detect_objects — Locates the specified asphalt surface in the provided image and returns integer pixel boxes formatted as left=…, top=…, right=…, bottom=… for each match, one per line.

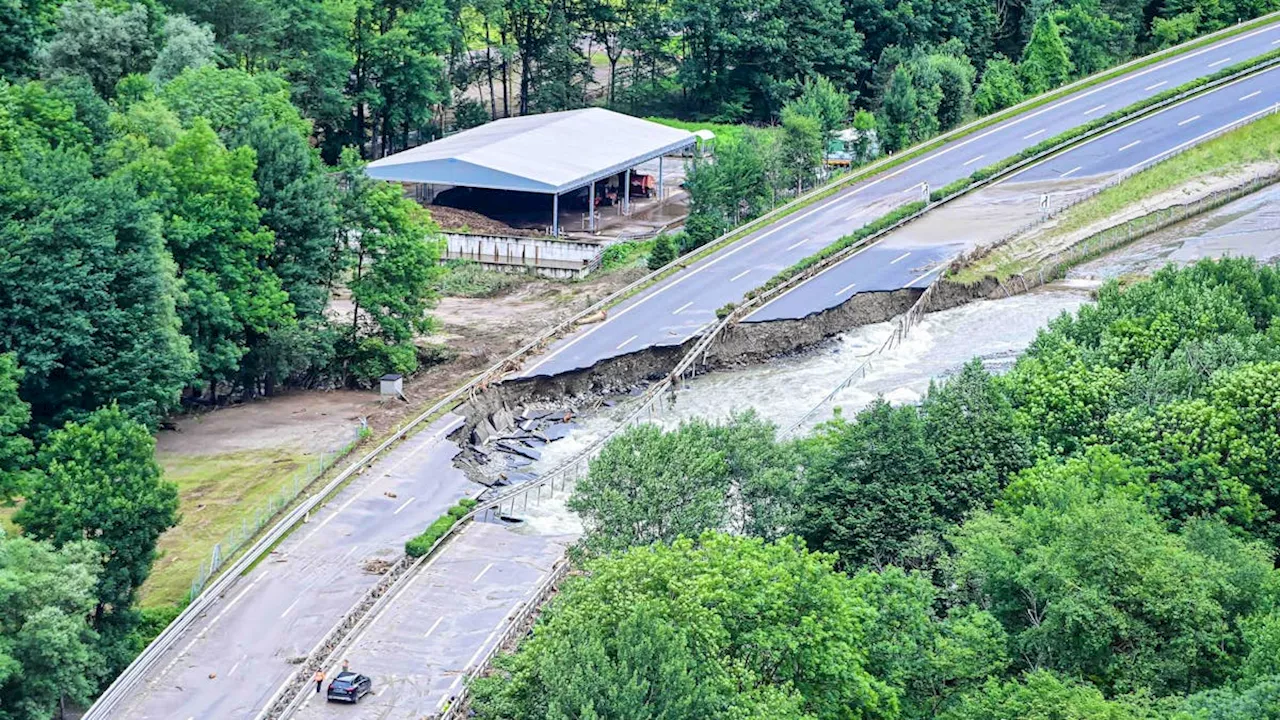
left=291, top=524, right=573, bottom=720
left=118, top=414, right=477, bottom=720
left=749, top=65, right=1280, bottom=321
left=516, top=21, right=1280, bottom=377
left=121, top=26, right=1280, bottom=720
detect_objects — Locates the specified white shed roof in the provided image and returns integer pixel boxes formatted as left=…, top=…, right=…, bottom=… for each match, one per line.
left=365, top=108, right=696, bottom=194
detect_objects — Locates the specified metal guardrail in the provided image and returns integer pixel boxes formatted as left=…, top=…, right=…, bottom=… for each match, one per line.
left=436, top=558, right=571, bottom=720
left=662, top=62, right=1280, bottom=397
left=261, top=54, right=1280, bottom=720
left=783, top=101, right=1280, bottom=436
left=86, top=25, right=1280, bottom=720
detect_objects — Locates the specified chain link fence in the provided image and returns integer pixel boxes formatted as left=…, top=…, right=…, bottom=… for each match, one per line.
left=188, top=426, right=366, bottom=600
left=1032, top=170, right=1280, bottom=287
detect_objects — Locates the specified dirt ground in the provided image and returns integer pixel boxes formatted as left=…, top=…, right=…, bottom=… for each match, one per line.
left=378, top=269, right=644, bottom=431
left=956, top=162, right=1280, bottom=281
left=157, top=391, right=375, bottom=457
left=162, top=266, right=646, bottom=462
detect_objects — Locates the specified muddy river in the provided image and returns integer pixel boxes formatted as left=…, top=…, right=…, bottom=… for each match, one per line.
left=510, top=181, right=1280, bottom=535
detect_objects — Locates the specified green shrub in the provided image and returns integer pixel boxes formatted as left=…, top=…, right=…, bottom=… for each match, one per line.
left=931, top=177, right=972, bottom=202
left=134, top=602, right=186, bottom=649
left=439, top=259, right=525, bottom=297
left=404, top=498, right=480, bottom=558
left=600, top=239, right=653, bottom=271
left=648, top=234, right=677, bottom=270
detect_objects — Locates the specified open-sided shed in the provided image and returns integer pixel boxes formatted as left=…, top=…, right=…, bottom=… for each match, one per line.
left=365, top=108, right=697, bottom=235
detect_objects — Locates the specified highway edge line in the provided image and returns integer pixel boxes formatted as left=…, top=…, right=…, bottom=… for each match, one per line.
left=81, top=14, right=1280, bottom=719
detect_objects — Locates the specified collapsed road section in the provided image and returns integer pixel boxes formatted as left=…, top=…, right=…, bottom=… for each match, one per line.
left=516, top=19, right=1280, bottom=380
left=251, top=63, right=1280, bottom=720
left=98, top=25, right=1280, bottom=720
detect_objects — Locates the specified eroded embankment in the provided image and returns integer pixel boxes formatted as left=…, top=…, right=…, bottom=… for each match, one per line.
left=939, top=169, right=1280, bottom=309
left=455, top=284, right=995, bottom=448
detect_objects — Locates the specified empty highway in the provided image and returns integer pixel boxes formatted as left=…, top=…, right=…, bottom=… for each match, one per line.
left=517, top=21, right=1280, bottom=378
left=116, top=24, right=1280, bottom=720
left=117, top=414, right=476, bottom=719
left=748, top=65, right=1280, bottom=321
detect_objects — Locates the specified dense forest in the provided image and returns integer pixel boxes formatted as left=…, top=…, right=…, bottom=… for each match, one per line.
left=474, top=259, right=1280, bottom=719
left=0, top=0, right=1276, bottom=714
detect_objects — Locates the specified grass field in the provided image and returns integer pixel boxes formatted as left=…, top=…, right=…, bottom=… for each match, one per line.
left=645, top=117, right=762, bottom=146
left=951, top=110, right=1280, bottom=283
left=139, top=447, right=309, bottom=608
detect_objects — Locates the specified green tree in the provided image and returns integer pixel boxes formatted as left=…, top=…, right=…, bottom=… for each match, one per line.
left=674, top=0, right=865, bottom=119
left=1019, top=15, right=1073, bottom=95
left=366, top=4, right=450, bottom=155
left=950, top=452, right=1276, bottom=695
left=880, top=65, right=920, bottom=153
left=921, top=359, right=1030, bottom=522
left=16, top=405, right=180, bottom=679
left=149, top=15, right=218, bottom=85
left=851, top=109, right=878, bottom=163
left=791, top=74, right=851, bottom=146
left=853, top=566, right=1008, bottom=717
left=41, top=0, right=157, bottom=97
left=648, top=232, right=676, bottom=269
left=0, top=139, right=195, bottom=430
left=472, top=533, right=893, bottom=720
left=941, top=670, right=1153, bottom=720
left=1054, top=1, right=1126, bottom=77
left=919, top=52, right=975, bottom=131
left=1152, top=10, right=1202, bottom=48
left=0, top=355, right=31, bottom=500
left=1107, top=398, right=1268, bottom=534
left=229, top=116, right=339, bottom=393
left=160, top=119, right=294, bottom=393
left=335, top=149, right=442, bottom=380
left=0, top=533, right=103, bottom=720
left=779, top=103, right=823, bottom=193
left=1207, top=360, right=1280, bottom=521
left=524, top=0, right=591, bottom=113
left=800, top=399, right=942, bottom=569
left=570, top=412, right=801, bottom=554
left=1177, top=675, right=1280, bottom=719
left=452, top=97, right=490, bottom=130
left=973, top=55, right=1024, bottom=115
left=0, top=0, right=60, bottom=80
left=682, top=130, right=773, bottom=244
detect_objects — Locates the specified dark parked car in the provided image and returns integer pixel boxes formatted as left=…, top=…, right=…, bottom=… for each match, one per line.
left=326, top=672, right=373, bottom=703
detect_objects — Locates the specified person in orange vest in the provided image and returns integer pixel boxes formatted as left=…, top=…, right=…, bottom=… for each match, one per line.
left=314, top=669, right=325, bottom=693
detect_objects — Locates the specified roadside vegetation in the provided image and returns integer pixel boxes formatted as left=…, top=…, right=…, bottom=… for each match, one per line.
left=476, top=258, right=1280, bottom=719
left=954, top=109, right=1280, bottom=283
left=0, top=0, right=1276, bottom=713
left=404, top=498, right=479, bottom=557
left=439, top=260, right=528, bottom=298
left=139, top=448, right=308, bottom=608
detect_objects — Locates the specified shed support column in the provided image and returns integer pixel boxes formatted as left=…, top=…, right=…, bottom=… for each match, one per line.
left=552, top=193, right=559, bottom=236
left=624, top=168, right=631, bottom=215
left=588, top=182, right=596, bottom=232
left=658, top=156, right=664, bottom=204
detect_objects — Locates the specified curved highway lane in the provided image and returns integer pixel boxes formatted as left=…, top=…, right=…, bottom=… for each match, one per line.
left=516, top=22, right=1280, bottom=378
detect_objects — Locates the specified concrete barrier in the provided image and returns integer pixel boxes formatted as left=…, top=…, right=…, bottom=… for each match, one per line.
left=443, top=232, right=604, bottom=279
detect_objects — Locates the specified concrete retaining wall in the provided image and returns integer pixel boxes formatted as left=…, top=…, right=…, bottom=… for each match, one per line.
left=443, top=232, right=604, bottom=279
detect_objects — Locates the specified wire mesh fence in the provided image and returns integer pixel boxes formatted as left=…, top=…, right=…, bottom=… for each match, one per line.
left=188, top=427, right=366, bottom=600
left=1036, top=170, right=1280, bottom=284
